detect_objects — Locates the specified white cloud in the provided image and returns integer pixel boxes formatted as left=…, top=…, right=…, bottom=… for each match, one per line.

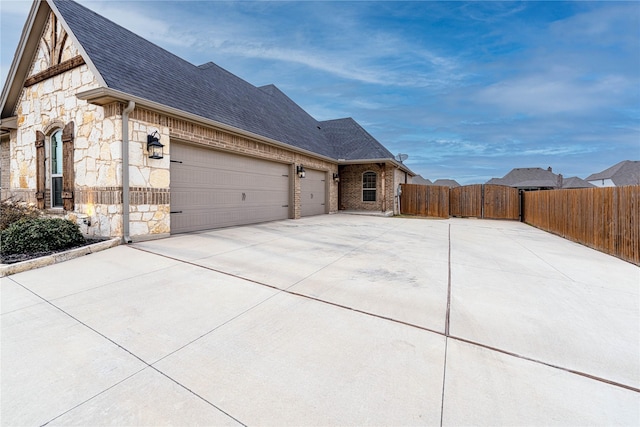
left=476, top=71, right=635, bottom=116
left=77, top=0, right=197, bottom=48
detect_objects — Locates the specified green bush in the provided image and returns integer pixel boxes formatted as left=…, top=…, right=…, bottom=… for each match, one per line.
left=0, top=199, right=40, bottom=231
left=0, top=217, right=86, bottom=255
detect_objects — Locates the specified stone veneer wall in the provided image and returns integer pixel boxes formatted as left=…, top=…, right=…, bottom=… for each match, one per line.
left=1, top=136, right=10, bottom=200
left=9, top=61, right=105, bottom=229
left=6, top=16, right=130, bottom=236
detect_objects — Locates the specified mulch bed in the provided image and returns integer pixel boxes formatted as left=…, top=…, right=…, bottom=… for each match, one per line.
left=0, top=239, right=104, bottom=265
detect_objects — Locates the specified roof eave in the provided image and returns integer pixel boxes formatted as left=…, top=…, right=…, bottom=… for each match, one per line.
left=0, top=116, right=18, bottom=131
left=76, top=87, right=337, bottom=164
left=338, top=157, right=416, bottom=175
left=1, top=0, right=48, bottom=119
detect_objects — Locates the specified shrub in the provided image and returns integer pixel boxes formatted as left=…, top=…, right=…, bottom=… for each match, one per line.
left=0, top=217, right=86, bottom=256
left=0, top=198, right=40, bottom=231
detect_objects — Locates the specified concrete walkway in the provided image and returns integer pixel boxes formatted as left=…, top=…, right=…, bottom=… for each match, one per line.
left=1, top=215, right=638, bottom=426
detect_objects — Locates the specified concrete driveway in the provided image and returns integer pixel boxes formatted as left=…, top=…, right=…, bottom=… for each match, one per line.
left=1, top=214, right=638, bottom=426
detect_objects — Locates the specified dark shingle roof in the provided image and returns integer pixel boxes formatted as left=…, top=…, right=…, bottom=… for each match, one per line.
left=412, top=175, right=432, bottom=185
left=586, top=161, right=640, bottom=186
left=319, top=118, right=395, bottom=160
left=561, top=176, right=595, bottom=189
left=432, top=179, right=460, bottom=188
left=487, top=167, right=559, bottom=189
left=50, top=0, right=393, bottom=162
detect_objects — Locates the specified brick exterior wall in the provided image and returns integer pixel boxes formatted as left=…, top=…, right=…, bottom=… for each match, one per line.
left=339, top=163, right=410, bottom=214
left=128, top=106, right=340, bottom=219
left=339, top=163, right=385, bottom=211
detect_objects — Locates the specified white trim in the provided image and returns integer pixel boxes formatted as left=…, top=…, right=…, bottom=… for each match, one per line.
left=362, top=170, right=377, bottom=202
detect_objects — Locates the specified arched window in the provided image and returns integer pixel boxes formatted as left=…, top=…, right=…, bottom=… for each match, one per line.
left=50, top=129, right=64, bottom=207
left=362, top=171, right=377, bottom=202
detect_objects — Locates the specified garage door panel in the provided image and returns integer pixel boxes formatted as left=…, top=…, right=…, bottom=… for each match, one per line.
left=172, top=187, right=289, bottom=205
left=171, top=143, right=290, bottom=233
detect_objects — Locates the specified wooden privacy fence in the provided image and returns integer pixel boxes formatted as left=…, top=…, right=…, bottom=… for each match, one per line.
left=403, top=184, right=520, bottom=220
left=450, top=184, right=482, bottom=217
left=484, top=185, right=520, bottom=220
left=400, top=183, right=638, bottom=265
left=523, top=186, right=639, bottom=265
left=399, top=184, right=449, bottom=218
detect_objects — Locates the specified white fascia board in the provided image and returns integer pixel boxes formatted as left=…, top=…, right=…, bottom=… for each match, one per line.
left=338, top=158, right=416, bottom=175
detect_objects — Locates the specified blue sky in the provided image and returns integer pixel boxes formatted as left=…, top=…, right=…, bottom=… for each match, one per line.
left=1, top=1, right=639, bottom=183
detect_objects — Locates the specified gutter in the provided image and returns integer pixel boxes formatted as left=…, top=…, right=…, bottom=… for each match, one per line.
left=122, top=100, right=135, bottom=244
left=76, top=88, right=416, bottom=176
left=338, top=157, right=416, bottom=176
left=76, top=87, right=337, bottom=164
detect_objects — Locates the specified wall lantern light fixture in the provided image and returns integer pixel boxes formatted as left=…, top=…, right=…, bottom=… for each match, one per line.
left=297, top=165, right=306, bottom=178
left=147, top=131, right=164, bottom=159
left=333, top=173, right=340, bottom=183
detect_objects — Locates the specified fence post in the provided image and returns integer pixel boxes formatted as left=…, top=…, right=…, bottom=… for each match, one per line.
left=519, top=189, right=524, bottom=222
left=481, top=184, right=485, bottom=219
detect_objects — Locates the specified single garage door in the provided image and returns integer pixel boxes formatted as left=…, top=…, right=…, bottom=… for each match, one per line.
left=301, top=168, right=326, bottom=217
left=171, top=143, right=290, bottom=233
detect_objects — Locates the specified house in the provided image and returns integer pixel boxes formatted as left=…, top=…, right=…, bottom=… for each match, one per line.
left=412, top=175, right=433, bottom=185
left=487, top=167, right=559, bottom=190
left=586, top=160, right=640, bottom=187
left=560, top=176, right=595, bottom=189
left=431, top=179, right=461, bottom=188
left=0, top=0, right=414, bottom=241
left=487, top=167, right=594, bottom=190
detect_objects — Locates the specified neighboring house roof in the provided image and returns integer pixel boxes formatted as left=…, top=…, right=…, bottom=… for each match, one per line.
left=432, top=179, right=461, bottom=188
left=412, top=175, right=433, bottom=185
left=586, top=160, right=640, bottom=186
left=0, top=0, right=411, bottom=171
left=561, top=176, right=595, bottom=189
left=487, top=167, right=559, bottom=189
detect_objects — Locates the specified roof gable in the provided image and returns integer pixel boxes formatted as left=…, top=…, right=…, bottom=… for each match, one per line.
left=1, top=0, right=105, bottom=121
left=319, top=118, right=395, bottom=160
left=2, top=0, right=52, bottom=118
left=587, top=160, right=640, bottom=185
left=488, top=167, right=559, bottom=188
left=432, top=179, right=460, bottom=188
left=561, top=176, right=595, bottom=189
left=412, top=175, right=433, bottom=185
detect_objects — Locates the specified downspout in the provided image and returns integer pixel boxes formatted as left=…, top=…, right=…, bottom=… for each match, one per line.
left=122, top=100, right=135, bottom=243
left=381, top=165, right=386, bottom=213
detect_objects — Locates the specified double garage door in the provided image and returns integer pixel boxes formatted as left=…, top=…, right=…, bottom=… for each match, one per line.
left=170, top=143, right=326, bottom=234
